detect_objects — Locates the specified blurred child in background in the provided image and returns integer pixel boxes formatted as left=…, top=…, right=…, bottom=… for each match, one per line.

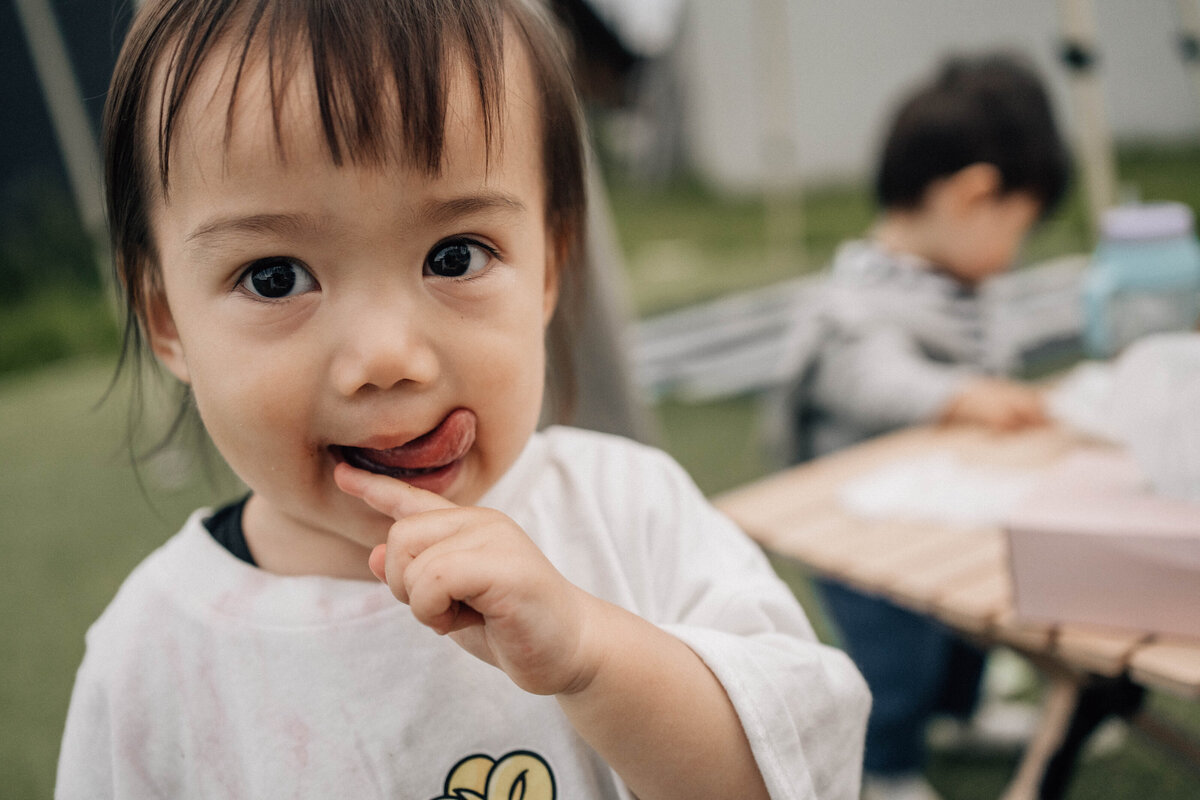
left=778, top=52, right=1070, bottom=800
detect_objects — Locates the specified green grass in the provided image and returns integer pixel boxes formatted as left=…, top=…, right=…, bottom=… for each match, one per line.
left=607, top=176, right=874, bottom=316
left=0, top=289, right=119, bottom=375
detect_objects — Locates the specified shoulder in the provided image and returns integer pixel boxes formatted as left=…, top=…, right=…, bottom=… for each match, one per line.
left=820, top=239, right=967, bottom=338
left=98, top=508, right=244, bottom=604
left=80, top=511, right=222, bottom=656
left=64, top=509, right=230, bottom=738
left=489, top=427, right=742, bottom=571
left=517, top=426, right=699, bottom=512
left=540, top=425, right=681, bottom=475
left=517, top=427, right=754, bottom=555
left=91, top=511, right=212, bottom=610
left=829, top=238, right=929, bottom=285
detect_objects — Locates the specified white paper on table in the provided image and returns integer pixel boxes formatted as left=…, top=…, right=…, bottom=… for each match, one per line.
left=1047, top=334, right=1200, bottom=502
left=1111, top=335, right=1200, bottom=503
left=1044, top=360, right=1122, bottom=444
left=837, top=452, right=1044, bottom=527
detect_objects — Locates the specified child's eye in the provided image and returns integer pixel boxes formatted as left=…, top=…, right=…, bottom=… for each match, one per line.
left=238, top=258, right=317, bottom=299
left=425, top=239, right=495, bottom=279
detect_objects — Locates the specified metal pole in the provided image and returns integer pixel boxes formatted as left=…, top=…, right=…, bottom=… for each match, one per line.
left=753, top=0, right=805, bottom=276
left=1175, top=0, right=1200, bottom=119
left=1057, top=0, right=1119, bottom=237
left=12, top=0, right=112, bottom=302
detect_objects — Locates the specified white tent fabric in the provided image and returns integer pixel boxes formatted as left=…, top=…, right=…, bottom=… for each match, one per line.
left=583, top=0, right=686, bottom=57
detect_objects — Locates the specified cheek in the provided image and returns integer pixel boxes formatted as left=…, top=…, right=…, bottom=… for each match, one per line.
left=183, top=338, right=317, bottom=457
left=470, top=323, right=546, bottom=404
left=460, top=315, right=547, bottom=434
left=993, top=229, right=1023, bottom=267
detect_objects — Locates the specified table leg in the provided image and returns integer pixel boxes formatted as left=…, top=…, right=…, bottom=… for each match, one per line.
left=1001, top=672, right=1081, bottom=800
left=1001, top=669, right=1145, bottom=800
left=1039, top=675, right=1144, bottom=798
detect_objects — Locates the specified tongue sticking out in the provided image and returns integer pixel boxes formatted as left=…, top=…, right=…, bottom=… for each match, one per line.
left=342, top=409, right=477, bottom=477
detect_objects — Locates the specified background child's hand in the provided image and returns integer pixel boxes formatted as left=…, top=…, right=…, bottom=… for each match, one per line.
left=939, top=377, right=1048, bottom=430
left=334, top=463, right=599, bottom=696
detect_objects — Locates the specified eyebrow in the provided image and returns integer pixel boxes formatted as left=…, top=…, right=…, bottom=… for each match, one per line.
left=186, top=212, right=324, bottom=245
left=420, top=192, right=528, bottom=225
left=184, top=191, right=528, bottom=248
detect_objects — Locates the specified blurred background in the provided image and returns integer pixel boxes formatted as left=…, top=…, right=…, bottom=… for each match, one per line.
left=4, top=0, right=1200, bottom=797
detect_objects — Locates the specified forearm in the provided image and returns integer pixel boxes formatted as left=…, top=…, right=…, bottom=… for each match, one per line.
left=814, top=329, right=974, bottom=430
left=557, top=598, right=769, bottom=800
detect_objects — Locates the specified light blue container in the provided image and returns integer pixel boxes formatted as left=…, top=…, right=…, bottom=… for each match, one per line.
left=1082, top=202, right=1200, bottom=358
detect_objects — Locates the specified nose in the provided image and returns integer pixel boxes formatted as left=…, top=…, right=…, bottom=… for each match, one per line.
left=329, top=294, right=440, bottom=396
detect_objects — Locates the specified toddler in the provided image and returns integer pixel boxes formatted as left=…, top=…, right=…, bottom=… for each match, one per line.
left=778, top=53, right=1070, bottom=800
left=56, top=2, right=868, bottom=799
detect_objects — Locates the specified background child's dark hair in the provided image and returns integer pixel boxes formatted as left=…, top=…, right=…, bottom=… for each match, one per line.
left=103, top=0, right=588, bottom=450
left=874, top=52, right=1070, bottom=216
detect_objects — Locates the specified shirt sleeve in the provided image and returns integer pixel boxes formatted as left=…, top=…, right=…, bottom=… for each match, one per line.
left=56, top=643, right=115, bottom=800
left=637, top=449, right=871, bottom=800
left=810, top=323, right=978, bottom=433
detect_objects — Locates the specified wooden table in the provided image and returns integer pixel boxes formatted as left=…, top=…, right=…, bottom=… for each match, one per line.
left=713, top=424, right=1200, bottom=800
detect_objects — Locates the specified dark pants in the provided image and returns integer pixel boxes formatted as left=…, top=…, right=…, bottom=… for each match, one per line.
left=818, top=578, right=986, bottom=775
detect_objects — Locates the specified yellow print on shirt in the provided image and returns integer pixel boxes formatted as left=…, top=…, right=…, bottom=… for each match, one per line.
left=433, top=750, right=556, bottom=800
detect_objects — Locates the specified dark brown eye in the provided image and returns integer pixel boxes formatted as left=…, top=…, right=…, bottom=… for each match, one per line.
left=426, top=239, right=493, bottom=278
left=240, top=258, right=316, bottom=298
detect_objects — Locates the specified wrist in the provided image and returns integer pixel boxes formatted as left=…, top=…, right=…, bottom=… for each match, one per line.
left=555, top=592, right=616, bottom=697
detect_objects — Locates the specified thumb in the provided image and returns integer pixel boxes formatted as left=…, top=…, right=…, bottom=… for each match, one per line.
left=333, top=461, right=459, bottom=521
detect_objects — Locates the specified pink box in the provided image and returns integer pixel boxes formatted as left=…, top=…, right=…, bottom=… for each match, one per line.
left=1004, top=449, right=1200, bottom=639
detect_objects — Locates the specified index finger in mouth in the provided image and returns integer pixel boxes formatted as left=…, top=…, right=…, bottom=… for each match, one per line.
left=334, top=461, right=459, bottom=520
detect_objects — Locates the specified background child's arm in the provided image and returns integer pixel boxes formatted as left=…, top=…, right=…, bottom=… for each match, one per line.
left=938, top=376, right=1048, bottom=430
left=812, top=325, right=981, bottom=431
left=813, top=323, right=1047, bottom=433
left=336, top=464, right=772, bottom=800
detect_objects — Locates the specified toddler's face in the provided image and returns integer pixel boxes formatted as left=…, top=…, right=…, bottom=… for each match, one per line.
left=942, top=191, right=1041, bottom=285
left=144, top=38, right=558, bottom=577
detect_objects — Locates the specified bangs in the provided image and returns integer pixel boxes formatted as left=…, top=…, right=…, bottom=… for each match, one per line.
left=105, top=0, right=587, bottom=390
left=148, top=0, right=507, bottom=187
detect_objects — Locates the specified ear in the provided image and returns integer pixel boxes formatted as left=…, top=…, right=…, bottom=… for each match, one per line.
left=144, top=287, right=191, bottom=385
left=542, top=231, right=564, bottom=326
left=945, top=162, right=1003, bottom=211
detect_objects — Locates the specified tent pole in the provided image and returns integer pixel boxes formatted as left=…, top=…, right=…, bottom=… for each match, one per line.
left=1057, top=0, right=1118, bottom=238
left=1175, top=0, right=1200, bottom=118
left=753, top=0, right=805, bottom=275
left=13, top=0, right=110, bottom=293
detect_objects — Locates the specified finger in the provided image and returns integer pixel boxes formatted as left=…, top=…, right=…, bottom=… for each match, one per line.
left=421, top=596, right=486, bottom=636
left=405, top=547, right=497, bottom=635
left=382, top=511, right=478, bottom=603
left=334, top=461, right=458, bottom=520
left=368, top=544, right=387, bottom=582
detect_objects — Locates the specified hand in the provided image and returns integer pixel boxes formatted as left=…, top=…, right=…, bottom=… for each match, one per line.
left=334, top=463, right=600, bottom=696
left=940, top=377, right=1048, bottom=430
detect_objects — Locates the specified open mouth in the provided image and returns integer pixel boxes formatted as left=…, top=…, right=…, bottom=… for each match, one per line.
left=332, top=408, right=477, bottom=482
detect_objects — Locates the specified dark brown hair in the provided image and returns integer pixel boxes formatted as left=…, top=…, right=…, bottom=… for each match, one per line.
left=875, top=52, right=1070, bottom=217
left=104, top=0, right=587, bottom=433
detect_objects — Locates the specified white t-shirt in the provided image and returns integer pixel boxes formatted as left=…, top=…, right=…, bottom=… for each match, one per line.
left=57, top=427, right=868, bottom=799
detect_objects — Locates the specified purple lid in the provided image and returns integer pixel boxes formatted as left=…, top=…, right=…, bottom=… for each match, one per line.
left=1101, top=202, right=1195, bottom=241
